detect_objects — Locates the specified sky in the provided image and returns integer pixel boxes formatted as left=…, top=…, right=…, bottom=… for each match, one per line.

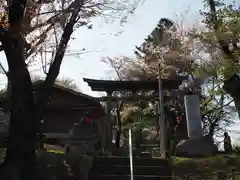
left=0, top=0, right=219, bottom=93
left=0, top=0, right=240, bottom=144
left=59, top=0, right=204, bottom=96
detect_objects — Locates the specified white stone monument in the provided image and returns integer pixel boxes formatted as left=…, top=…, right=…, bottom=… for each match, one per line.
left=184, top=94, right=202, bottom=139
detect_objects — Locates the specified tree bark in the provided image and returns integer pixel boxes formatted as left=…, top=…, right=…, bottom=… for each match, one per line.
left=0, top=20, right=38, bottom=180
left=208, top=123, right=216, bottom=140
left=0, top=1, right=39, bottom=179
left=0, top=73, right=37, bottom=180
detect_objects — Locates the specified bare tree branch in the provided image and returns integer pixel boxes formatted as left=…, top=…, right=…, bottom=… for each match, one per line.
left=36, top=0, right=85, bottom=111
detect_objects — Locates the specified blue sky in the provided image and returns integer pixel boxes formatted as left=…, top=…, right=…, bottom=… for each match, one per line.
left=0, top=0, right=239, bottom=143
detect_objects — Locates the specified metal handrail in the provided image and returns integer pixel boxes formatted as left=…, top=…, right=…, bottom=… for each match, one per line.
left=128, top=129, right=133, bottom=180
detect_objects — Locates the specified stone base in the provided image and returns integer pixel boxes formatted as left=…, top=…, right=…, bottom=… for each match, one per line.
left=175, top=136, right=218, bottom=158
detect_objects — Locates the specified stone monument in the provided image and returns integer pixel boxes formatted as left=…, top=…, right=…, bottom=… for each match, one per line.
left=184, top=95, right=202, bottom=138
left=175, top=94, right=218, bottom=157
left=65, top=117, right=96, bottom=155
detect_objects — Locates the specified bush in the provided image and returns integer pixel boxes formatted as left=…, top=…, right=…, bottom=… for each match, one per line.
left=0, top=148, right=5, bottom=160
left=233, top=145, right=240, bottom=154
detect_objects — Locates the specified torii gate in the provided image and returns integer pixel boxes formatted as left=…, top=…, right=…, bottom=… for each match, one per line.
left=83, top=76, right=187, bottom=158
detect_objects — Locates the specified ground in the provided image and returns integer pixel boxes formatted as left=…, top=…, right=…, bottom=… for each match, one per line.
left=173, top=154, right=240, bottom=179
left=0, top=147, right=91, bottom=180
left=0, top=148, right=240, bottom=179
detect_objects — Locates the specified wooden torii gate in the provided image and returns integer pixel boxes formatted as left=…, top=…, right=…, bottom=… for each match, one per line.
left=83, top=77, right=187, bottom=157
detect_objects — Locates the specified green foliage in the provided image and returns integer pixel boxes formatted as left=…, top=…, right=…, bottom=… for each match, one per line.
left=174, top=154, right=240, bottom=179
left=0, top=148, right=5, bottom=162
left=134, top=18, right=175, bottom=58
left=233, top=145, right=240, bottom=154
left=196, top=0, right=240, bottom=78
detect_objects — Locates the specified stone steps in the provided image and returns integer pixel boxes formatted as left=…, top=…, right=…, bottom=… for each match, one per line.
left=92, top=156, right=169, bottom=166
left=89, top=156, right=172, bottom=180
left=91, top=165, right=170, bottom=176
left=95, top=174, right=172, bottom=180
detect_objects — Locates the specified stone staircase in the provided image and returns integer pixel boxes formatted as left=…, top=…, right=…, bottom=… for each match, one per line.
left=89, top=156, right=172, bottom=180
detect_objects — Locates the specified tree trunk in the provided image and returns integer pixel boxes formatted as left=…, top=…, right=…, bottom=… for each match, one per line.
left=0, top=41, right=38, bottom=179
left=208, top=123, right=216, bottom=141
left=0, top=0, right=39, bottom=177
left=233, top=97, right=240, bottom=118
left=223, top=74, right=240, bottom=117
left=0, top=69, right=38, bottom=180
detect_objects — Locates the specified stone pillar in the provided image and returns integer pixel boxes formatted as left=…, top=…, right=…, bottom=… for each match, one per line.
left=100, top=118, right=105, bottom=154
left=106, top=91, right=113, bottom=153
left=184, top=94, right=202, bottom=139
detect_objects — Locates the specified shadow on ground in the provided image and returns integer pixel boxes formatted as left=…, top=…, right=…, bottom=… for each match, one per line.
left=0, top=148, right=92, bottom=180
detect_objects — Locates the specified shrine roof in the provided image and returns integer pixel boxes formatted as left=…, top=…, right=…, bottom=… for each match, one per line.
left=0, top=80, right=105, bottom=116
left=83, top=76, right=188, bottom=92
